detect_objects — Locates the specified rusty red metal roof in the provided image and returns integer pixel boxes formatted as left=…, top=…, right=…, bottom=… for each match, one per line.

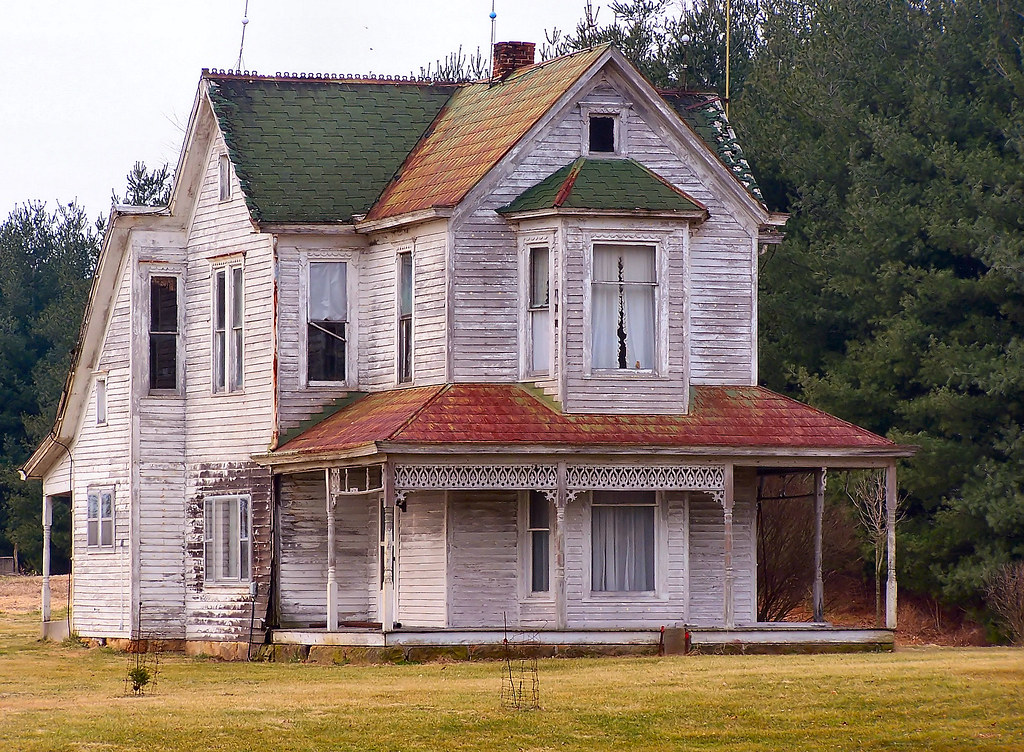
left=364, top=46, right=608, bottom=222
left=274, top=383, right=900, bottom=456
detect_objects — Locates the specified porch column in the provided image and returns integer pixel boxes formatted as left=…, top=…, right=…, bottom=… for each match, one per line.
left=325, top=469, right=338, bottom=632
left=381, top=462, right=396, bottom=633
left=812, top=468, right=825, bottom=623
left=885, top=463, right=898, bottom=629
left=41, top=495, right=52, bottom=623
left=554, top=461, right=568, bottom=630
left=723, top=464, right=735, bottom=629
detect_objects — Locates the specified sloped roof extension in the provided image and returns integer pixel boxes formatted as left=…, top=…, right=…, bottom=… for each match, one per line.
left=273, top=383, right=906, bottom=458
left=499, top=157, right=707, bottom=216
left=206, top=73, right=457, bottom=223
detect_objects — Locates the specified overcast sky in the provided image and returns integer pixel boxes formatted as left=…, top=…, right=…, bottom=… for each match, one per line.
left=1, top=1, right=598, bottom=223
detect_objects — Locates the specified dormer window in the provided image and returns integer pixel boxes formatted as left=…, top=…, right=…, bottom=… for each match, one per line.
left=589, top=116, right=616, bottom=153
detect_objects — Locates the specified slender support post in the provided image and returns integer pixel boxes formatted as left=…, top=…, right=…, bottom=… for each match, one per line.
left=812, top=468, right=826, bottom=623
left=325, top=469, right=338, bottom=632
left=885, top=463, right=898, bottom=630
left=554, top=461, right=568, bottom=631
left=381, top=462, right=396, bottom=633
left=41, top=495, right=52, bottom=624
left=723, top=464, right=735, bottom=629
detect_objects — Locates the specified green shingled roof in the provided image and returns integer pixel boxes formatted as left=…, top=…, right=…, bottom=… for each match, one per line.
left=206, top=76, right=457, bottom=223
left=662, top=92, right=763, bottom=200
left=499, top=158, right=706, bottom=215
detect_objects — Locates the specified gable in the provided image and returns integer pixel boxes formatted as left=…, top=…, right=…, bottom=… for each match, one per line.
left=206, top=73, right=456, bottom=224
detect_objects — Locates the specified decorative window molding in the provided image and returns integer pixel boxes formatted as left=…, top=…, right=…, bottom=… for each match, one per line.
left=395, top=463, right=558, bottom=491
left=581, top=104, right=631, bottom=157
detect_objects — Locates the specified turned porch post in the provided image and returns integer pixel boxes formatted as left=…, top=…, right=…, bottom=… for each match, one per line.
left=325, top=469, right=338, bottom=632
left=812, top=468, right=826, bottom=623
left=41, top=495, right=52, bottom=624
left=885, top=463, right=898, bottom=629
left=554, top=461, right=568, bottom=630
left=723, top=464, right=735, bottom=629
left=381, top=461, right=396, bottom=633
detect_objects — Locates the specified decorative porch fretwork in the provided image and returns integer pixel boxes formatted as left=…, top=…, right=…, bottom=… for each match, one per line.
left=565, top=464, right=726, bottom=493
left=394, top=463, right=558, bottom=491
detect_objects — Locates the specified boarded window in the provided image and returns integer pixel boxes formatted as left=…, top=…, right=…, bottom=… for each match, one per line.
left=591, top=491, right=655, bottom=592
left=307, top=261, right=347, bottom=382
left=204, top=495, right=251, bottom=583
left=528, top=246, right=551, bottom=374
left=397, top=252, right=413, bottom=383
left=87, top=488, right=114, bottom=547
left=592, top=244, right=656, bottom=370
left=149, top=276, right=178, bottom=391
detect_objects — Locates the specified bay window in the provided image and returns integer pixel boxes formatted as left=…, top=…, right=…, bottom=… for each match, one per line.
left=307, top=261, right=348, bottom=383
left=591, top=491, right=655, bottom=592
left=591, top=244, right=656, bottom=371
left=528, top=246, right=551, bottom=374
left=204, top=495, right=251, bottom=583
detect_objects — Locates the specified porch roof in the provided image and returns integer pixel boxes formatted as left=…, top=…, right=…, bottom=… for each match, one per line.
left=271, top=384, right=909, bottom=458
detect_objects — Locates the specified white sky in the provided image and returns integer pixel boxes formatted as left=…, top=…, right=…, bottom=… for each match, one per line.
left=0, top=1, right=598, bottom=222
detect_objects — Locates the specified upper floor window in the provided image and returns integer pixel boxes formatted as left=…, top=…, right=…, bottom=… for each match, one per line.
left=589, top=115, right=616, bottom=153
left=204, top=495, right=251, bottom=583
left=592, top=491, right=655, bottom=592
left=218, top=154, right=231, bottom=201
left=87, top=488, right=114, bottom=548
left=95, top=376, right=107, bottom=425
left=213, top=264, right=244, bottom=393
left=527, top=246, right=551, bottom=375
left=591, top=244, right=656, bottom=370
left=307, top=261, right=348, bottom=383
left=397, top=251, right=413, bottom=383
left=149, top=276, right=179, bottom=391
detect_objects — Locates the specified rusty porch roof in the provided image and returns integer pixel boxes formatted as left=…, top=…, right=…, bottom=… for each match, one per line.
left=273, top=383, right=905, bottom=457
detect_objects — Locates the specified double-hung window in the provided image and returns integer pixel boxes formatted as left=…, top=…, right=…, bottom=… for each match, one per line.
left=527, top=246, right=551, bottom=375
left=591, top=244, right=656, bottom=371
left=149, top=276, right=179, bottom=391
left=397, top=252, right=413, bottom=383
left=591, top=491, right=656, bottom=592
left=307, top=261, right=348, bottom=383
left=528, top=491, right=550, bottom=593
left=87, top=488, right=114, bottom=548
left=204, top=495, right=251, bottom=583
left=213, top=264, right=244, bottom=392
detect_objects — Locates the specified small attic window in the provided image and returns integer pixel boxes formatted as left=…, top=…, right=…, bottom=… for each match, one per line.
left=589, top=116, right=616, bottom=153
left=218, top=154, right=231, bottom=201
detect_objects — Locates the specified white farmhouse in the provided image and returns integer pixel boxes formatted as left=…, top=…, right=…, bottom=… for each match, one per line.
left=23, top=43, right=913, bottom=658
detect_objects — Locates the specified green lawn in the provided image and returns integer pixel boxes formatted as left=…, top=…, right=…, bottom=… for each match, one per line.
left=1, top=610, right=1022, bottom=751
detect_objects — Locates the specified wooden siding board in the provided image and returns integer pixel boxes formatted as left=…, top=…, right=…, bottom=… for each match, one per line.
left=397, top=491, right=447, bottom=627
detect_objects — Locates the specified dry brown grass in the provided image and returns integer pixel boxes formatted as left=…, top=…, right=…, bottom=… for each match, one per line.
left=0, top=574, right=69, bottom=614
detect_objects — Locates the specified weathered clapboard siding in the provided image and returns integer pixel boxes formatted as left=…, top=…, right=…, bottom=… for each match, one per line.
left=688, top=468, right=757, bottom=625
left=396, top=491, right=447, bottom=627
left=408, top=223, right=448, bottom=384
left=136, top=462, right=186, bottom=636
left=358, top=237, right=400, bottom=389
left=447, top=491, right=519, bottom=628
left=277, top=472, right=375, bottom=627
left=67, top=255, right=134, bottom=638
left=274, top=236, right=364, bottom=432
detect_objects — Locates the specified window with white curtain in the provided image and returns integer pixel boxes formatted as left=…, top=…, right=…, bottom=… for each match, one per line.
left=204, top=495, right=251, bottom=583
left=527, top=246, right=551, bottom=375
left=307, top=261, right=347, bottom=383
left=591, top=244, right=656, bottom=371
left=591, top=491, right=656, bottom=592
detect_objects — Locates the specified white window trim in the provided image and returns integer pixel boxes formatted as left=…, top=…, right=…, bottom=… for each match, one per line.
left=299, top=251, right=357, bottom=388
left=203, top=494, right=252, bottom=585
left=582, top=231, right=671, bottom=378
left=210, top=258, right=245, bottom=394
left=143, top=265, right=185, bottom=395
left=518, top=231, right=557, bottom=379
left=581, top=491, right=669, bottom=602
left=395, top=246, right=414, bottom=385
left=517, top=491, right=555, bottom=602
left=581, top=103, right=631, bottom=158
left=94, top=373, right=107, bottom=426
left=86, top=486, right=115, bottom=549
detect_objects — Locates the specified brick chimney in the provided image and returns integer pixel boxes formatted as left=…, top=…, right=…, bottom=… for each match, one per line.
left=492, top=41, right=536, bottom=79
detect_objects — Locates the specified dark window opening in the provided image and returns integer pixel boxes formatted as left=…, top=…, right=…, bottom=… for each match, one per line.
left=150, top=276, right=178, bottom=390
left=590, top=116, right=615, bottom=153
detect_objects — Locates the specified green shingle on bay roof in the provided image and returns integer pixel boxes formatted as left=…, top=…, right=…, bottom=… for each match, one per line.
left=206, top=75, right=457, bottom=223
left=498, top=158, right=707, bottom=216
